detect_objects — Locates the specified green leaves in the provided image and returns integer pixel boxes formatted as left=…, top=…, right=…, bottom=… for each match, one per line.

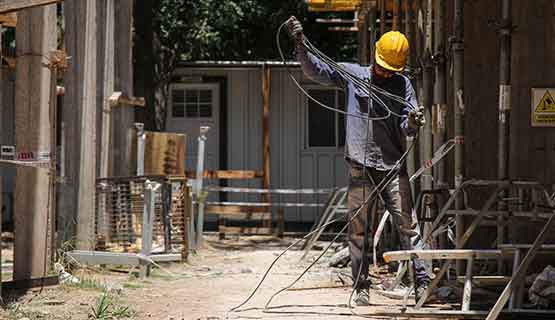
left=151, top=0, right=356, bottom=62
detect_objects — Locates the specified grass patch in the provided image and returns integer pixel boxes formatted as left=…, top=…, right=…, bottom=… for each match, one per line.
left=122, top=281, right=144, bottom=289
left=89, top=293, right=134, bottom=319
left=148, top=268, right=175, bottom=281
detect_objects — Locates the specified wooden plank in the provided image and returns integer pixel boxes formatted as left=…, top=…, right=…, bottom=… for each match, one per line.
left=0, top=13, right=17, bottom=26
left=456, top=276, right=510, bottom=287
left=210, top=212, right=269, bottom=220
left=261, top=65, right=271, bottom=228
left=185, top=170, right=264, bottom=179
left=498, top=244, right=555, bottom=250
left=447, top=209, right=555, bottom=219
left=96, top=0, right=114, bottom=243
left=372, top=308, right=488, bottom=319
left=142, top=131, right=186, bottom=176
left=97, top=0, right=114, bottom=180
left=60, top=0, right=97, bottom=250
left=383, top=249, right=503, bottom=262
left=2, top=276, right=59, bottom=291
left=218, top=226, right=273, bottom=235
left=13, top=4, right=56, bottom=281
left=486, top=206, right=555, bottom=320
left=117, top=95, right=145, bottom=107
left=111, top=0, right=134, bottom=177
left=0, top=0, right=61, bottom=13
left=416, top=187, right=502, bottom=308
left=205, top=205, right=269, bottom=214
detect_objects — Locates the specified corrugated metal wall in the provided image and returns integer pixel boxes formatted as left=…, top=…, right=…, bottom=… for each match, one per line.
left=173, top=66, right=348, bottom=223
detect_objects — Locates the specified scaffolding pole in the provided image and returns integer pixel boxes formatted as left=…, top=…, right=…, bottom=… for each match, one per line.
left=453, top=0, right=465, bottom=275
left=497, top=0, right=512, bottom=272
left=433, top=0, right=447, bottom=189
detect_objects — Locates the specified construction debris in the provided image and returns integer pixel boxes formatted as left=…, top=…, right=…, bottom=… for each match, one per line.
left=328, top=246, right=350, bottom=267
left=529, top=265, right=555, bottom=308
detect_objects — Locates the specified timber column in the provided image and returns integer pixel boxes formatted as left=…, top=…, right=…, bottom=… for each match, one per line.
left=14, top=4, right=57, bottom=280
left=60, top=0, right=98, bottom=249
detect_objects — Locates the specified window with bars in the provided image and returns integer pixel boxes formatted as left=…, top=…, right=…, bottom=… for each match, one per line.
left=171, top=88, right=213, bottom=118
left=306, top=89, right=346, bottom=148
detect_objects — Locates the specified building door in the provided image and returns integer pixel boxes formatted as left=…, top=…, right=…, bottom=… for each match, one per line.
left=166, top=83, right=220, bottom=173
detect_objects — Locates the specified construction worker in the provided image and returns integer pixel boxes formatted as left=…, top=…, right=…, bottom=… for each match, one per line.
left=286, top=16, right=430, bottom=306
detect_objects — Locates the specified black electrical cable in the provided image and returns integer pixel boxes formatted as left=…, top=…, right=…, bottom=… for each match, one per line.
left=230, top=20, right=420, bottom=316
left=276, top=24, right=389, bottom=120
left=229, top=216, right=346, bottom=312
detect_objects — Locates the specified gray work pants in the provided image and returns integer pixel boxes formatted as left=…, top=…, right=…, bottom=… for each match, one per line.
left=346, top=162, right=429, bottom=289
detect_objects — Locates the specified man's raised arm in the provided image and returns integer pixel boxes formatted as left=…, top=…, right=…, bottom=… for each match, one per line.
left=287, top=16, right=345, bottom=88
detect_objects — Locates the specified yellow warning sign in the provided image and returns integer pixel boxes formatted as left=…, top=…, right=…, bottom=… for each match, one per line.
left=531, top=88, right=555, bottom=127
left=535, top=91, right=555, bottom=113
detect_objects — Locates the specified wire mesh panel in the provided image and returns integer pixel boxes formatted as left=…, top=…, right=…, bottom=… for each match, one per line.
left=95, top=176, right=191, bottom=258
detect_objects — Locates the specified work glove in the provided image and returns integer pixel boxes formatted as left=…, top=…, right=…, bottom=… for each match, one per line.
left=286, top=16, right=304, bottom=44
left=408, top=107, right=426, bottom=130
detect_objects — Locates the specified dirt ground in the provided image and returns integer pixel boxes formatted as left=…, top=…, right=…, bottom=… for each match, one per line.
left=0, top=235, right=420, bottom=320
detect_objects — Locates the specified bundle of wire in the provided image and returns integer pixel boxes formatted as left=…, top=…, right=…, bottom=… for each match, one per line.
left=229, top=20, right=420, bottom=316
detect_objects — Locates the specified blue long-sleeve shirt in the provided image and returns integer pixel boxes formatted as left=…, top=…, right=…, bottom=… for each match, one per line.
left=296, top=47, right=418, bottom=172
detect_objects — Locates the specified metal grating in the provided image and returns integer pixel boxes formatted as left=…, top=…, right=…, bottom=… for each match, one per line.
left=95, top=176, right=191, bottom=257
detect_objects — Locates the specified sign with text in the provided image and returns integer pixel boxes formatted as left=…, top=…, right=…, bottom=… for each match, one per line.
left=531, top=88, right=555, bottom=127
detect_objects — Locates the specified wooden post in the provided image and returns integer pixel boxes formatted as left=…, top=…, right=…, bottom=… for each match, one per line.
left=47, top=50, right=63, bottom=265
left=0, top=0, right=61, bottom=13
left=392, top=0, right=401, bottom=30
left=0, top=23, right=3, bottom=296
left=95, top=0, right=114, bottom=247
left=61, top=0, right=97, bottom=250
left=262, top=65, right=271, bottom=228
left=96, top=0, right=114, bottom=179
left=111, top=0, right=134, bottom=177
left=13, top=4, right=56, bottom=280
left=379, top=0, right=386, bottom=34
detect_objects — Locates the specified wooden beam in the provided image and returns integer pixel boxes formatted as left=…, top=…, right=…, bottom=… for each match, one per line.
left=0, top=0, right=62, bottom=14
left=118, top=95, right=145, bottom=107
left=13, top=5, right=56, bottom=281
left=0, top=23, right=3, bottom=298
left=212, top=212, right=269, bottom=220
left=96, top=0, right=115, bottom=243
left=0, top=13, right=17, bottom=27
left=206, top=205, right=271, bottom=214
left=60, top=0, right=97, bottom=250
left=486, top=207, right=555, bottom=320
left=218, top=226, right=273, bottom=235
left=383, top=249, right=503, bottom=263
left=373, top=308, right=555, bottom=319
left=3, top=276, right=58, bottom=291
left=108, top=92, right=145, bottom=107
left=261, top=65, right=271, bottom=228
left=455, top=276, right=510, bottom=287
left=185, top=170, right=264, bottom=179
left=111, top=0, right=134, bottom=177
left=97, top=0, right=115, bottom=180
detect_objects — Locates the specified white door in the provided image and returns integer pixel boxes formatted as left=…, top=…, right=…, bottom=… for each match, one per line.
left=167, top=83, right=220, bottom=173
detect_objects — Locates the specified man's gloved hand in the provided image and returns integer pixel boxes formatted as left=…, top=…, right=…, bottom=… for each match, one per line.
left=286, top=16, right=304, bottom=43
left=408, top=107, right=426, bottom=130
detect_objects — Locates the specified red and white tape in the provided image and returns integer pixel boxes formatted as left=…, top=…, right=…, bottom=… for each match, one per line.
left=410, top=139, right=457, bottom=183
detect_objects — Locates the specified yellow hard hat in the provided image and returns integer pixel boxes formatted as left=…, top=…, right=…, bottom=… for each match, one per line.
left=375, top=31, right=409, bottom=72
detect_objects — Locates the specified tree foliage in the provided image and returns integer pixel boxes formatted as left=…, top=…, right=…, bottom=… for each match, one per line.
left=134, top=0, right=357, bottom=130
left=156, top=0, right=356, bottom=62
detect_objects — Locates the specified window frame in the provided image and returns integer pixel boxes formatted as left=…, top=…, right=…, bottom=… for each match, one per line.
left=169, top=84, right=216, bottom=120
left=304, top=86, right=346, bottom=150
